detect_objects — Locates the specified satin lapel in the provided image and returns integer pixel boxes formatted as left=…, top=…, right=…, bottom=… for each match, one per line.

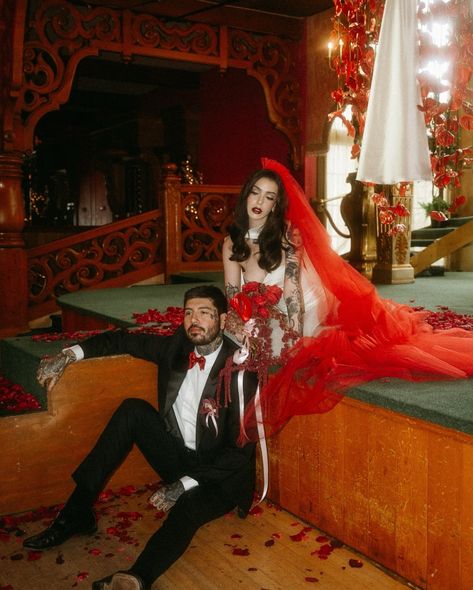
left=195, top=342, right=231, bottom=449
left=163, top=368, right=187, bottom=417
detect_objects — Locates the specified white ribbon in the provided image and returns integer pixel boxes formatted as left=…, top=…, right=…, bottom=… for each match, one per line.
left=236, top=370, right=269, bottom=505
left=205, top=412, right=218, bottom=437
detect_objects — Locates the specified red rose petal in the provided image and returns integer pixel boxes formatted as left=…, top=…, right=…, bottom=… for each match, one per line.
left=305, top=577, right=319, bottom=583
left=264, top=539, right=275, bottom=547
left=349, top=559, right=363, bottom=568
left=76, top=571, right=89, bottom=581
left=248, top=505, right=263, bottom=516
left=232, top=547, right=250, bottom=556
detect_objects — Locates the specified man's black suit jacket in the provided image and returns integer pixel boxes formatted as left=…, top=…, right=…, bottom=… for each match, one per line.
left=79, top=326, right=257, bottom=516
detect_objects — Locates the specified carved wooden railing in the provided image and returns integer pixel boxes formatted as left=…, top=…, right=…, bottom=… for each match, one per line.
left=27, top=210, right=165, bottom=320
left=411, top=218, right=473, bottom=276
left=162, top=168, right=239, bottom=278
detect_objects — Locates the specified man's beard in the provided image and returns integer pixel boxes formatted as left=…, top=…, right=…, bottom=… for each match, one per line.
left=186, top=323, right=221, bottom=346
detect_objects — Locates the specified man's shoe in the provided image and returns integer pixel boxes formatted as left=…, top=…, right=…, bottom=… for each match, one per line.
left=22, top=510, right=97, bottom=551
left=92, top=571, right=148, bottom=590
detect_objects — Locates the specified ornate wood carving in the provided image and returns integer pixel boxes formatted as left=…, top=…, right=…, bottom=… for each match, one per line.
left=162, top=166, right=239, bottom=276
left=181, top=188, right=235, bottom=263
left=27, top=210, right=165, bottom=316
left=228, top=29, right=301, bottom=167
left=9, top=0, right=302, bottom=166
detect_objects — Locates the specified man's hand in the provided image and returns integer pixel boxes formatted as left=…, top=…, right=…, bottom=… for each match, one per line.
left=37, top=349, right=77, bottom=391
left=149, top=481, right=185, bottom=512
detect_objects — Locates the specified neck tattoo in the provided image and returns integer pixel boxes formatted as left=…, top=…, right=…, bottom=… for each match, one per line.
left=197, top=333, right=223, bottom=356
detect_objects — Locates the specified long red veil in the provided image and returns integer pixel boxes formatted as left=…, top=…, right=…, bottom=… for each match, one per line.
left=244, top=158, right=473, bottom=438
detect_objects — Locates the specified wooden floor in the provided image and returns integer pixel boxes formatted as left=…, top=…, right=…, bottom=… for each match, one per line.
left=0, top=484, right=416, bottom=590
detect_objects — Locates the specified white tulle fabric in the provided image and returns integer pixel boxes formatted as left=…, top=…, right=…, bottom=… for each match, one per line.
left=357, top=0, right=432, bottom=184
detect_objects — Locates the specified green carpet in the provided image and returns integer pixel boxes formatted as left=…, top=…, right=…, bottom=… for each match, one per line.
left=348, top=378, right=473, bottom=435
left=377, top=272, right=473, bottom=315
left=58, top=279, right=225, bottom=327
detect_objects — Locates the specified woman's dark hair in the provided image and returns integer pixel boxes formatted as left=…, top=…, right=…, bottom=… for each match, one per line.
left=229, top=169, right=288, bottom=272
left=184, top=285, right=228, bottom=315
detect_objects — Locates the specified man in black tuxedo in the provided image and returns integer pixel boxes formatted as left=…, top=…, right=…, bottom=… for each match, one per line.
left=23, top=285, right=257, bottom=590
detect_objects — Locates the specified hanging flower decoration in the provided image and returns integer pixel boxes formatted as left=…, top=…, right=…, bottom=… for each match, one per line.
left=417, top=0, right=473, bottom=198
left=328, top=0, right=385, bottom=148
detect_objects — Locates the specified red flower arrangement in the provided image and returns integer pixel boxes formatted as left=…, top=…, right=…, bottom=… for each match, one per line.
left=226, top=282, right=299, bottom=380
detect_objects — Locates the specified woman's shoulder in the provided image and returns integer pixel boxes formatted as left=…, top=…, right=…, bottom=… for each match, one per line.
left=223, top=235, right=234, bottom=254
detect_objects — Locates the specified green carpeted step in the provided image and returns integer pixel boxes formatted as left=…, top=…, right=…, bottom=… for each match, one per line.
left=347, top=378, right=473, bottom=436
left=0, top=337, right=73, bottom=409
left=58, top=281, right=225, bottom=326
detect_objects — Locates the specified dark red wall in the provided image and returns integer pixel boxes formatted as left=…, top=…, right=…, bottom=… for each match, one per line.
left=198, top=68, right=290, bottom=185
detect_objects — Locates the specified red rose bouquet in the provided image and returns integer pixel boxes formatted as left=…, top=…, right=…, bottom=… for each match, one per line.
left=226, top=282, right=299, bottom=375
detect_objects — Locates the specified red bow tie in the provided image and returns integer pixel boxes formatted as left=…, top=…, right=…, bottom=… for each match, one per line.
left=189, top=351, right=206, bottom=371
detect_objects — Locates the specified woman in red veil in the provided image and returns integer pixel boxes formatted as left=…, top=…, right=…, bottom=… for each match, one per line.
left=224, top=158, right=473, bottom=441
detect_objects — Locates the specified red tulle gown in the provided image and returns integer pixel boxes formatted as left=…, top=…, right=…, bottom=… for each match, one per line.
left=246, top=158, right=473, bottom=438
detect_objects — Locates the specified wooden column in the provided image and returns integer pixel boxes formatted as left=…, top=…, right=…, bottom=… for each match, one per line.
left=372, top=184, right=415, bottom=284
left=162, top=163, right=182, bottom=280
left=0, top=152, right=28, bottom=335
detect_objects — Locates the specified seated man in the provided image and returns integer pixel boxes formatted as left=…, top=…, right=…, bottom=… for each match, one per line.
left=23, top=285, right=257, bottom=590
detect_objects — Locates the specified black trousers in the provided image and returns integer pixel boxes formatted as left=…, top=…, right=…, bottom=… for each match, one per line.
left=72, top=398, right=236, bottom=586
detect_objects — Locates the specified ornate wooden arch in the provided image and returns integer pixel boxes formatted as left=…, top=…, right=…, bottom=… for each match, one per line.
left=7, top=0, right=302, bottom=167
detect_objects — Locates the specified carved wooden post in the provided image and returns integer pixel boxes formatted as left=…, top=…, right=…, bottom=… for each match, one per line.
left=162, top=163, right=182, bottom=280
left=0, top=152, right=29, bottom=334
left=372, top=183, right=415, bottom=284
left=340, top=173, right=378, bottom=279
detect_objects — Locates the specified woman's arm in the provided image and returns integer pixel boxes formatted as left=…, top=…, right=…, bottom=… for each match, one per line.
left=223, top=236, right=247, bottom=343
left=284, top=240, right=303, bottom=337
left=223, top=236, right=242, bottom=299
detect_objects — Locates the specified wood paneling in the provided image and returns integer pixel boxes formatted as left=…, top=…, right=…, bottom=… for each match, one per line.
left=0, top=356, right=157, bottom=515
left=268, top=398, right=473, bottom=590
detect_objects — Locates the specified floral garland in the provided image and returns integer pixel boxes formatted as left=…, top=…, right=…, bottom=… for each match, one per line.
left=328, top=0, right=385, bottom=156
left=417, top=0, right=472, bottom=204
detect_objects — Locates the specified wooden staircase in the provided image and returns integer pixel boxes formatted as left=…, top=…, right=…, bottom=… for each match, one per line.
left=410, top=216, right=473, bottom=276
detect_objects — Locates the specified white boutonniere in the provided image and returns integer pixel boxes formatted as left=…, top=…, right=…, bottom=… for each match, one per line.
left=200, top=397, right=219, bottom=436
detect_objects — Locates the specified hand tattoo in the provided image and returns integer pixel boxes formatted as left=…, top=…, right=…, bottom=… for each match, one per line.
left=37, top=349, right=77, bottom=391
left=149, top=480, right=185, bottom=512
